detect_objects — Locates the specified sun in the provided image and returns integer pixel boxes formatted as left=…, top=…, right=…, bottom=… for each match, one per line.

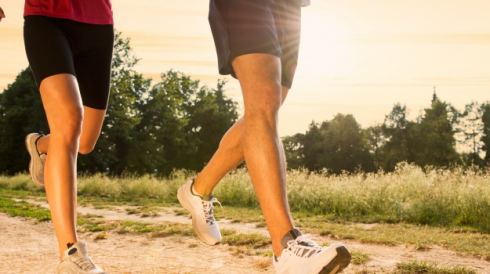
left=298, top=6, right=352, bottom=80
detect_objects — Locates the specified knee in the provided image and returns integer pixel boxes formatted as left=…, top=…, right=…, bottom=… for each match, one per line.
left=78, top=143, right=95, bottom=155
left=245, top=86, right=282, bottom=122
left=47, top=118, right=83, bottom=154
left=50, top=108, right=84, bottom=144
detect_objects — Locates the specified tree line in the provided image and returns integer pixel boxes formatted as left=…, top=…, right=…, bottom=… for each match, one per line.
left=283, top=99, right=490, bottom=173
left=1, top=33, right=489, bottom=176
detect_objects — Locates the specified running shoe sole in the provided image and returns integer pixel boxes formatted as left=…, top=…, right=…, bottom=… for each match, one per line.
left=319, top=244, right=351, bottom=274
left=25, top=133, right=44, bottom=188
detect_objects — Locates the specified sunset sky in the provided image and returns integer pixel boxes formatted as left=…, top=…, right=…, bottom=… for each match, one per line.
left=1, top=1, right=489, bottom=136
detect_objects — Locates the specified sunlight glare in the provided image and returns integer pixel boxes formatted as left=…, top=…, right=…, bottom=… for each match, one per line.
left=298, top=7, right=352, bottom=81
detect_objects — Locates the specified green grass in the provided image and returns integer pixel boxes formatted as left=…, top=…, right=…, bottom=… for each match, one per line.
left=3, top=164, right=490, bottom=233
left=221, top=228, right=271, bottom=248
left=285, top=164, right=490, bottom=231
left=76, top=214, right=195, bottom=237
left=82, top=164, right=489, bottom=234
left=124, top=205, right=161, bottom=217
left=1, top=164, right=490, bottom=260
left=0, top=174, right=42, bottom=192
left=306, top=220, right=490, bottom=260
left=2, top=195, right=489, bottom=260
left=213, top=206, right=264, bottom=223
left=1, top=198, right=270, bottom=251
left=351, top=250, right=370, bottom=265
left=0, top=197, right=51, bottom=223
left=395, top=261, right=477, bottom=274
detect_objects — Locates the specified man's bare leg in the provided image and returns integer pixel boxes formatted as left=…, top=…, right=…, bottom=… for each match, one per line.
left=193, top=86, right=289, bottom=195
left=234, top=53, right=294, bottom=256
left=192, top=117, right=245, bottom=195
left=194, top=53, right=293, bottom=256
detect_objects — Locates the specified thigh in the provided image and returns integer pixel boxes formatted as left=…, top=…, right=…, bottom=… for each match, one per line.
left=24, top=15, right=76, bottom=87
left=24, top=16, right=83, bottom=128
left=232, top=53, right=282, bottom=113
left=209, top=0, right=281, bottom=78
left=74, top=24, right=114, bottom=110
left=39, top=74, right=83, bottom=131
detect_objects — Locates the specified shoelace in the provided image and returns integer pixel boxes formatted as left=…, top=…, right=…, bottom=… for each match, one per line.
left=201, top=197, right=222, bottom=225
left=72, top=255, right=95, bottom=270
left=286, top=234, right=323, bottom=258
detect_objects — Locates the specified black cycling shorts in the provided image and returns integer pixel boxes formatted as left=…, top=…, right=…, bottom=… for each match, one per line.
left=23, top=15, right=114, bottom=110
left=208, top=0, right=301, bottom=89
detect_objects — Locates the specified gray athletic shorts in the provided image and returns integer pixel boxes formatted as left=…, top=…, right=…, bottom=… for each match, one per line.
left=208, top=0, right=302, bottom=89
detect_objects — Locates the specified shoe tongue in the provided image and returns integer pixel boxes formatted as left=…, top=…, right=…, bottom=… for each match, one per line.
left=68, top=242, right=85, bottom=257
left=280, top=228, right=302, bottom=249
left=201, top=194, right=214, bottom=202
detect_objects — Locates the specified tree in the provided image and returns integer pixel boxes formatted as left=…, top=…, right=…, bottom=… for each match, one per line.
left=321, top=114, right=374, bottom=173
left=380, top=103, right=415, bottom=171
left=365, top=124, right=385, bottom=170
left=183, top=80, right=238, bottom=171
left=455, top=102, right=485, bottom=167
left=0, top=32, right=149, bottom=175
left=0, top=68, right=48, bottom=174
left=415, top=100, right=460, bottom=167
left=78, top=32, right=150, bottom=175
left=300, top=114, right=374, bottom=174
left=125, top=71, right=191, bottom=175
left=481, top=102, right=490, bottom=164
left=0, top=31, right=239, bottom=176
left=282, top=133, right=305, bottom=170
left=127, top=72, right=238, bottom=176
left=301, top=121, right=325, bottom=171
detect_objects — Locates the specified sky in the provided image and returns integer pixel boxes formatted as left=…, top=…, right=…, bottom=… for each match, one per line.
left=1, top=1, right=489, bottom=137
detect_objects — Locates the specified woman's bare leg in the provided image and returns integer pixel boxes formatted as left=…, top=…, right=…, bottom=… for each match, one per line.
left=36, top=106, right=106, bottom=155
left=38, top=73, right=84, bottom=260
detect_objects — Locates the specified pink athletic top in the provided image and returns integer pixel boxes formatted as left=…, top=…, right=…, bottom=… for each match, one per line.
left=24, top=0, right=113, bottom=25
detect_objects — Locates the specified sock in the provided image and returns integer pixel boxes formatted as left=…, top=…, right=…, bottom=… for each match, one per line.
left=280, top=228, right=302, bottom=249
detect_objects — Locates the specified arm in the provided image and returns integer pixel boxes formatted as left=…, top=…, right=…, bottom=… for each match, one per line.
left=0, top=6, right=5, bottom=22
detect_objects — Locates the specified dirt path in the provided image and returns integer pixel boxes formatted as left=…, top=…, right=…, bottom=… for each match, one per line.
left=1, top=199, right=489, bottom=274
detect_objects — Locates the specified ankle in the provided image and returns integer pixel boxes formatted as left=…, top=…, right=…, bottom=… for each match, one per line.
left=192, top=178, right=213, bottom=196
left=273, top=227, right=301, bottom=257
left=273, top=244, right=285, bottom=258
left=36, top=135, right=48, bottom=154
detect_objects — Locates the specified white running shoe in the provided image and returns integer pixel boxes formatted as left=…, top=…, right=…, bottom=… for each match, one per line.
left=57, top=241, right=105, bottom=274
left=274, top=229, right=351, bottom=274
left=177, top=179, right=222, bottom=245
left=25, top=132, right=46, bottom=188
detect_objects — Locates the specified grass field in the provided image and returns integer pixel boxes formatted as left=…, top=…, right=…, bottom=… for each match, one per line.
left=3, top=163, right=488, bottom=230
left=1, top=163, right=489, bottom=272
